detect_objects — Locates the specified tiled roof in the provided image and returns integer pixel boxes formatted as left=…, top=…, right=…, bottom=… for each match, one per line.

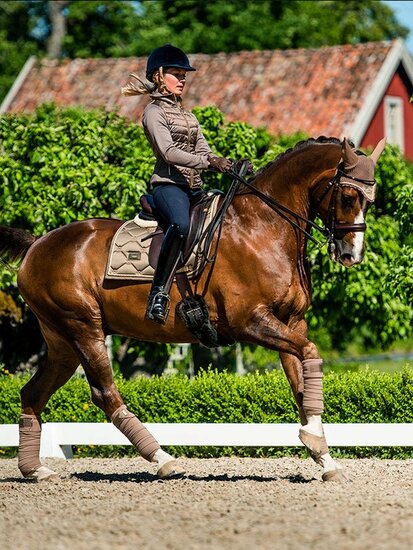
left=3, top=41, right=395, bottom=138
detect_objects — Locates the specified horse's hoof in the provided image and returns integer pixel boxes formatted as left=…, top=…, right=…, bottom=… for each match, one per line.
left=157, top=460, right=185, bottom=480
left=322, top=469, right=348, bottom=482
left=24, top=465, right=59, bottom=482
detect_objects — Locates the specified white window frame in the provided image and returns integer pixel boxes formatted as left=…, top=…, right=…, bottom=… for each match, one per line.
left=384, top=95, right=404, bottom=152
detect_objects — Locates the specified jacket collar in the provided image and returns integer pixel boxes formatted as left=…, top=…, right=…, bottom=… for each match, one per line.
left=150, top=91, right=182, bottom=106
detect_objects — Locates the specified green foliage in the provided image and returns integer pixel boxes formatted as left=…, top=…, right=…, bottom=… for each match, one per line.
left=383, top=245, right=413, bottom=308
left=0, top=104, right=154, bottom=234
left=0, top=2, right=41, bottom=101
left=2, top=369, right=413, bottom=459
left=396, top=182, right=413, bottom=244
left=135, top=0, right=408, bottom=54
left=372, top=143, right=413, bottom=223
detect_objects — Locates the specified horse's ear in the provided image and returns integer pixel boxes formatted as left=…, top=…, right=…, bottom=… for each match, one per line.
left=370, top=137, right=387, bottom=165
left=341, top=137, right=358, bottom=167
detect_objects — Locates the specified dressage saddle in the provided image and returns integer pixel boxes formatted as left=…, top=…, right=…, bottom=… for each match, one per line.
left=138, top=190, right=223, bottom=272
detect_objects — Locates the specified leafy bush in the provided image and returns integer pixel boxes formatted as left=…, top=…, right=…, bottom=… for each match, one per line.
left=2, top=369, right=413, bottom=459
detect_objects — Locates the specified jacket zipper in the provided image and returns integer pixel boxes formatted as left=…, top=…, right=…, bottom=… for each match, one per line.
left=180, top=105, right=194, bottom=188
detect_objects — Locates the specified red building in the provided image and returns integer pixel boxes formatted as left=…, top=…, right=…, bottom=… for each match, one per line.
left=1, top=39, right=413, bottom=159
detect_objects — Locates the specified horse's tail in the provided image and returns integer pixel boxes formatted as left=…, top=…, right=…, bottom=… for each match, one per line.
left=0, top=225, right=36, bottom=264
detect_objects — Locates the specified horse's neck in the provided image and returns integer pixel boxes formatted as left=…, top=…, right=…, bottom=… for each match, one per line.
left=256, top=144, right=341, bottom=209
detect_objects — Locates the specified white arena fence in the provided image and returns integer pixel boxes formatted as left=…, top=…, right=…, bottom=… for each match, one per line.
left=1, top=423, right=413, bottom=458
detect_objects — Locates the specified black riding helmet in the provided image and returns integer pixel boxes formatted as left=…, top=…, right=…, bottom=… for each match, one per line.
left=146, top=44, right=196, bottom=82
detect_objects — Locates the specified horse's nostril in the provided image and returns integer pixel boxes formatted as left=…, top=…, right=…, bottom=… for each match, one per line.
left=340, top=253, right=355, bottom=267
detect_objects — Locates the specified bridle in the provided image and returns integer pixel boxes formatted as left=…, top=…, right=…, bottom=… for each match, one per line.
left=311, top=166, right=376, bottom=248
left=229, top=161, right=376, bottom=249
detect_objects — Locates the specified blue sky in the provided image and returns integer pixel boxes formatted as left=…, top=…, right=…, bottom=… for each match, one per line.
left=383, top=1, right=413, bottom=53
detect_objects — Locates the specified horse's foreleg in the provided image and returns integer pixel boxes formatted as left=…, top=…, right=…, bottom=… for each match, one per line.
left=242, top=309, right=343, bottom=480
left=279, top=350, right=343, bottom=480
left=72, top=328, right=184, bottom=479
left=19, top=327, right=79, bottom=481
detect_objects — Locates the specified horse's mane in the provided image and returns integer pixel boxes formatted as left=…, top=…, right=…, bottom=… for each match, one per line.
left=252, top=136, right=358, bottom=180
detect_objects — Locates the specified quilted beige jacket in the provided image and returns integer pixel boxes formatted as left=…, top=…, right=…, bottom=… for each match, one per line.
left=142, top=91, right=212, bottom=189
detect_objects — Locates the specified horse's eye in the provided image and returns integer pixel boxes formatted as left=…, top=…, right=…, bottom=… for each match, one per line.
left=341, top=194, right=356, bottom=208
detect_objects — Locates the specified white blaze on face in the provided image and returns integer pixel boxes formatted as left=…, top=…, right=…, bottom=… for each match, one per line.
left=335, top=204, right=366, bottom=266
left=351, top=209, right=365, bottom=262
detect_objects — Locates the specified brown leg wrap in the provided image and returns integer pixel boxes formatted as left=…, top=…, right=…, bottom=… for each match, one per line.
left=302, top=358, right=324, bottom=416
left=18, top=414, right=42, bottom=477
left=111, top=405, right=160, bottom=462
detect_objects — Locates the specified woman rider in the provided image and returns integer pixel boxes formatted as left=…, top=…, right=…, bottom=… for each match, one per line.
left=122, top=44, right=234, bottom=324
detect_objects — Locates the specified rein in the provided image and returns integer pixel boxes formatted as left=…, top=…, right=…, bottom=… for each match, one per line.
left=195, top=158, right=375, bottom=290
left=230, top=163, right=374, bottom=248
left=230, top=170, right=328, bottom=246
left=194, top=161, right=251, bottom=294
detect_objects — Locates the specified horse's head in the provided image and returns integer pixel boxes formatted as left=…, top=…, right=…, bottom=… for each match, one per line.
left=318, top=137, right=386, bottom=267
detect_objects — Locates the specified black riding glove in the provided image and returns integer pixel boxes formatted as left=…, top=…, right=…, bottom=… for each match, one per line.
left=207, top=156, right=234, bottom=173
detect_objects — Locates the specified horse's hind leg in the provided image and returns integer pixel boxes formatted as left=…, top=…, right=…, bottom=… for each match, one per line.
left=19, top=325, right=79, bottom=481
left=71, top=327, right=184, bottom=479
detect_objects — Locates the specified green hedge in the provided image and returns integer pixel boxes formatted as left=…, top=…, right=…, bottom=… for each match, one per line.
left=1, top=369, right=413, bottom=459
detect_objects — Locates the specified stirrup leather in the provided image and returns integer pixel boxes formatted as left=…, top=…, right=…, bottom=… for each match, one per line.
left=146, top=291, right=171, bottom=323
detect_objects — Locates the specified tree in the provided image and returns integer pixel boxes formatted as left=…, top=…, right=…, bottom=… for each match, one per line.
left=0, top=0, right=409, bottom=101
left=47, top=0, right=69, bottom=58
left=0, top=1, right=42, bottom=100
left=129, top=0, right=408, bottom=54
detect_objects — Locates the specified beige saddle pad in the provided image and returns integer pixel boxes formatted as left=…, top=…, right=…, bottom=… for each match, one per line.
left=105, top=193, right=221, bottom=281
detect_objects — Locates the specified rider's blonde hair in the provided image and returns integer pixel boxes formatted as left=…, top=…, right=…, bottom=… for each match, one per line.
left=121, top=68, right=168, bottom=96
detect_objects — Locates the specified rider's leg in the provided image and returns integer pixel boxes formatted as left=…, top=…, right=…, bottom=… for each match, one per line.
left=146, top=185, right=190, bottom=324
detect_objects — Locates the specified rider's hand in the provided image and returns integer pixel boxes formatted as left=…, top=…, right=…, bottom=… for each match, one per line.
left=207, top=156, right=234, bottom=173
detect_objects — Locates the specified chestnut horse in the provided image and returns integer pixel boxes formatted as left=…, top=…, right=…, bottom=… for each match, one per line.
left=0, top=136, right=385, bottom=482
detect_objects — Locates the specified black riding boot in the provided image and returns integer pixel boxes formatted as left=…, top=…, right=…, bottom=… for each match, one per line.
left=146, top=224, right=185, bottom=324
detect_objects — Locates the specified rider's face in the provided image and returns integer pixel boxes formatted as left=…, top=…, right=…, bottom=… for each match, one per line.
left=163, top=68, right=187, bottom=96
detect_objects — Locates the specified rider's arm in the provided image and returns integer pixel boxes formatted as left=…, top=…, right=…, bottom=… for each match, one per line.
left=194, top=124, right=214, bottom=157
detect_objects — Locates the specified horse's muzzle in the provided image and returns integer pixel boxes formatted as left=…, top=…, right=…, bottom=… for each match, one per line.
left=329, top=242, right=363, bottom=267
left=338, top=253, right=362, bottom=267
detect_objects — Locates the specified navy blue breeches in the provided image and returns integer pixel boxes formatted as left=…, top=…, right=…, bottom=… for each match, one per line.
left=152, top=184, right=201, bottom=237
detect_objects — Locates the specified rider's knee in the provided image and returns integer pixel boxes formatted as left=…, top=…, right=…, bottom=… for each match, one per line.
left=173, top=222, right=189, bottom=238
